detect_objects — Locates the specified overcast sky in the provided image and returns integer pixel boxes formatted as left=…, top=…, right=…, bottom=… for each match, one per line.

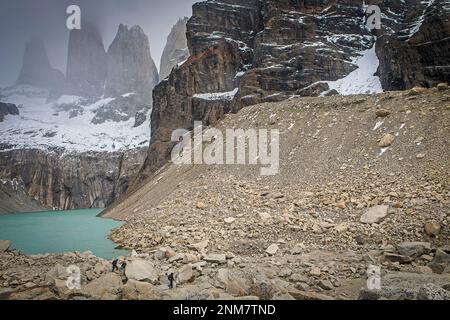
left=0, top=0, right=197, bottom=87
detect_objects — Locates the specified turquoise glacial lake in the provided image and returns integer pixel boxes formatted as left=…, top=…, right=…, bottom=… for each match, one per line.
left=0, top=208, right=128, bottom=259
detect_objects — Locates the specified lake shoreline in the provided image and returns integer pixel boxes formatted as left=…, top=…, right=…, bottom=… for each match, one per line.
left=0, top=208, right=128, bottom=259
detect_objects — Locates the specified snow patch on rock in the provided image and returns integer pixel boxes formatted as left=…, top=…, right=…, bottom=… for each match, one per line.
left=193, top=88, right=239, bottom=101
left=325, top=45, right=383, bottom=96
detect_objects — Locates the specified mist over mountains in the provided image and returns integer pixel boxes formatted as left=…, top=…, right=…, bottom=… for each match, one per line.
left=0, top=0, right=197, bottom=87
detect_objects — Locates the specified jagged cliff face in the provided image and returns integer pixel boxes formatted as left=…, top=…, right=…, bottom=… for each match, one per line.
left=376, top=0, right=450, bottom=89
left=141, top=0, right=450, bottom=178
left=65, top=24, right=107, bottom=97
left=106, top=25, right=159, bottom=104
left=159, top=17, right=190, bottom=81
left=16, top=37, right=64, bottom=95
left=0, top=102, right=19, bottom=122
left=0, top=148, right=147, bottom=210
left=0, top=178, right=49, bottom=214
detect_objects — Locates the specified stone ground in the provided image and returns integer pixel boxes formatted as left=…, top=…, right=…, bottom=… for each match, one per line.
left=1, top=86, right=449, bottom=300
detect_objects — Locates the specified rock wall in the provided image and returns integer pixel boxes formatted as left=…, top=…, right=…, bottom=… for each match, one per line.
left=139, top=0, right=450, bottom=179
left=65, top=23, right=107, bottom=97
left=106, top=24, right=159, bottom=104
left=0, top=148, right=147, bottom=210
left=376, top=0, right=450, bottom=89
left=159, top=17, right=190, bottom=81
left=0, top=178, right=49, bottom=214
left=16, top=37, right=64, bottom=95
left=65, top=22, right=159, bottom=104
left=0, top=102, right=19, bottom=122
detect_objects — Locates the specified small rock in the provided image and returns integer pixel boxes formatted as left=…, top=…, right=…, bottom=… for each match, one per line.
left=196, top=201, right=206, bottom=209
left=224, top=217, right=236, bottom=224
left=382, top=252, right=412, bottom=264
left=416, top=153, right=426, bottom=159
left=216, top=268, right=229, bottom=286
left=428, top=247, right=450, bottom=274
left=192, top=261, right=207, bottom=270
left=416, top=266, right=433, bottom=274
left=258, top=212, right=271, bottom=220
left=409, top=87, right=427, bottom=95
left=290, top=243, right=305, bottom=255
left=437, top=83, right=448, bottom=91
left=317, top=280, right=333, bottom=291
left=334, top=223, right=349, bottom=233
left=355, top=235, right=365, bottom=245
left=310, top=267, right=321, bottom=277
left=165, top=248, right=176, bottom=258
left=379, top=134, right=395, bottom=148
left=360, top=205, right=389, bottom=224
left=424, top=221, right=441, bottom=237
left=183, top=253, right=199, bottom=264
left=154, top=248, right=168, bottom=260
left=376, top=108, right=391, bottom=118
left=204, top=254, right=227, bottom=264
left=0, top=240, right=11, bottom=252
left=279, top=268, right=292, bottom=278
left=335, top=201, right=346, bottom=209
left=189, top=240, right=209, bottom=252
left=265, top=244, right=279, bottom=255
left=168, top=253, right=184, bottom=263
left=295, top=282, right=310, bottom=291
left=269, top=192, right=284, bottom=199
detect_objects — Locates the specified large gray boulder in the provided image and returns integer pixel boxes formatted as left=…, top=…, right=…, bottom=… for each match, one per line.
left=122, top=279, right=161, bottom=300
left=82, top=273, right=123, bottom=300
left=396, top=242, right=431, bottom=259
left=125, top=259, right=159, bottom=284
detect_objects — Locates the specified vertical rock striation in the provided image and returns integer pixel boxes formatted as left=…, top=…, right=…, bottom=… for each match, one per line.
left=65, top=23, right=107, bottom=97
left=0, top=148, right=147, bottom=210
left=106, top=24, right=159, bottom=104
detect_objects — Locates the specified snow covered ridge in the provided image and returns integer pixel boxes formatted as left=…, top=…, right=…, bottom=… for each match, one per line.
left=0, top=85, right=150, bottom=153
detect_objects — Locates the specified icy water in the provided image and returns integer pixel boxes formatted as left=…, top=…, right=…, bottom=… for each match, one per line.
left=0, top=208, right=128, bottom=259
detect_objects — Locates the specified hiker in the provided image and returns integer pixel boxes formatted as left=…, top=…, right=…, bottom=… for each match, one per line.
left=168, top=272, right=175, bottom=289
left=112, top=258, right=119, bottom=272
left=120, top=260, right=127, bottom=274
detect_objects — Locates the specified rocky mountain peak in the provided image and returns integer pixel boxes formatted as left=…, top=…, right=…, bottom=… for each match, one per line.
left=16, top=37, right=64, bottom=94
left=159, top=17, right=189, bottom=80
left=105, top=24, right=159, bottom=104
left=65, top=22, right=107, bottom=97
